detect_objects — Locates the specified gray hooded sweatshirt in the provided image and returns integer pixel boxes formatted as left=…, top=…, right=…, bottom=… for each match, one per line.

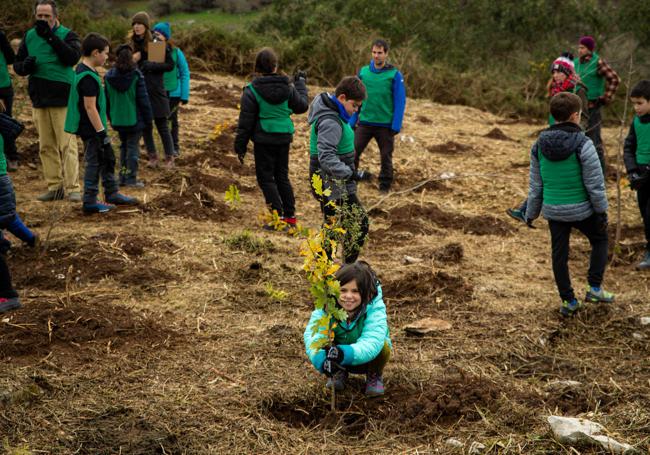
left=307, top=93, right=356, bottom=200
left=526, top=122, right=608, bottom=223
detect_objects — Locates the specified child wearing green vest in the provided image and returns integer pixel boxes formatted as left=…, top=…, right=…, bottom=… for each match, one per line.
left=307, top=76, right=369, bottom=263
left=152, top=22, right=190, bottom=156
left=624, top=80, right=650, bottom=270
left=304, top=261, right=391, bottom=397
left=105, top=44, right=153, bottom=188
left=234, top=48, right=308, bottom=228
left=0, top=29, right=18, bottom=172
left=526, top=92, right=613, bottom=316
left=64, top=33, right=137, bottom=214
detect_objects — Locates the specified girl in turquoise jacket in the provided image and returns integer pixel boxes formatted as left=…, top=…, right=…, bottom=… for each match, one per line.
left=304, top=261, right=392, bottom=397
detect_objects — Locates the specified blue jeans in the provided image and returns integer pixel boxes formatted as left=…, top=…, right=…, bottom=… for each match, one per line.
left=82, top=137, right=119, bottom=205
left=118, top=130, right=142, bottom=184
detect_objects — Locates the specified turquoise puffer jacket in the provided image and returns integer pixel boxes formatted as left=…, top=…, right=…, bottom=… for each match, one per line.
left=304, top=284, right=392, bottom=373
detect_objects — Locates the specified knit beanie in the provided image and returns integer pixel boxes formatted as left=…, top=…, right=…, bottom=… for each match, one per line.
left=153, top=22, right=171, bottom=40
left=579, top=36, right=596, bottom=52
left=550, top=55, right=574, bottom=76
left=131, top=11, right=151, bottom=29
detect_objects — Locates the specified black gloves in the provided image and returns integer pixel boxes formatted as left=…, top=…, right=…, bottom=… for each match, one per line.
left=293, top=70, right=307, bottom=84
left=95, top=129, right=110, bottom=144
left=235, top=147, right=245, bottom=164
left=326, top=345, right=344, bottom=364
left=596, top=212, right=608, bottom=232
left=629, top=169, right=649, bottom=190
left=181, top=100, right=189, bottom=105
left=322, top=345, right=345, bottom=377
left=35, top=20, right=53, bottom=39
left=22, top=56, right=37, bottom=74
left=353, top=169, right=373, bottom=181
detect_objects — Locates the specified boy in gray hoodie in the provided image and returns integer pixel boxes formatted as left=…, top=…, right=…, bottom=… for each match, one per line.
left=308, top=76, right=368, bottom=263
left=526, top=92, right=614, bottom=316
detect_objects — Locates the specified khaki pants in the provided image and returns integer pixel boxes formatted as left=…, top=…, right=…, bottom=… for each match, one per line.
left=32, top=107, right=80, bottom=192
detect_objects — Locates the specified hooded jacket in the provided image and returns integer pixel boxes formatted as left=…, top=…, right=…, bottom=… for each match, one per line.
left=131, top=35, right=174, bottom=118
left=307, top=93, right=356, bottom=200
left=526, top=122, right=607, bottom=222
left=304, top=284, right=392, bottom=373
left=104, top=66, right=153, bottom=133
left=234, top=74, right=308, bottom=151
left=152, top=22, right=190, bottom=101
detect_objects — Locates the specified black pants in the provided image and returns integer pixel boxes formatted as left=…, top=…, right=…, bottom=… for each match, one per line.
left=0, top=252, right=17, bottom=298
left=143, top=116, right=175, bottom=159
left=82, top=137, right=119, bottom=205
left=354, top=124, right=395, bottom=189
left=548, top=214, right=608, bottom=302
left=637, top=180, right=650, bottom=251
left=253, top=142, right=295, bottom=218
left=118, top=130, right=142, bottom=184
left=0, top=86, right=18, bottom=162
left=586, top=106, right=605, bottom=172
left=169, top=97, right=181, bottom=154
left=323, top=193, right=369, bottom=263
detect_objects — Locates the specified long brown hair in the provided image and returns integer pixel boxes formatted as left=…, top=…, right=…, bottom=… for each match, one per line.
left=335, top=261, right=379, bottom=307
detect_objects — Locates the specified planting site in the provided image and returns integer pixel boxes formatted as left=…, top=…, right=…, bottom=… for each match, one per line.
left=1, top=73, right=649, bottom=454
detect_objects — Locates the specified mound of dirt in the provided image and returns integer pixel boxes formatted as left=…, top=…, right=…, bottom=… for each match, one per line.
left=431, top=242, right=464, bottom=263
left=0, top=299, right=168, bottom=359
left=9, top=237, right=180, bottom=291
left=149, top=185, right=232, bottom=222
left=374, top=203, right=513, bottom=236
left=193, top=83, right=240, bottom=109
left=483, top=127, right=514, bottom=141
left=385, top=270, right=473, bottom=303
left=427, top=141, right=473, bottom=155
left=164, top=168, right=255, bottom=194
left=417, top=115, right=432, bottom=124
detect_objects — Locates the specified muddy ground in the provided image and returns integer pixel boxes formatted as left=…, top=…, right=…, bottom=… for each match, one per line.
left=1, top=72, right=649, bottom=454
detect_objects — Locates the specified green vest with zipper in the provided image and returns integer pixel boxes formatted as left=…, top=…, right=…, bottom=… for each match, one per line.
left=0, top=51, right=11, bottom=89
left=539, top=149, right=589, bottom=205
left=163, top=47, right=179, bottom=92
left=64, top=70, right=107, bottom=134
left=309, top=116, right=355, bottom=156
left=634, top=116, right=650, bottom=165
left=248, top=84, right=294, bottom=134
left=0, top=133, right=6, bottom=176
left=574, top=52, right=604, bottom=101
left=106, top=75, right=138, bottom=127
left=359, top=65, right=396, bottom=124
left=333, top=312, right=366, bottom=345
left=25, top=25, right=75, bottom=85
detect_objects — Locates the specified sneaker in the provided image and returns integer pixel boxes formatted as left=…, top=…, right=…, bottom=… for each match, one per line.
left=37, top=188, right=64, bottom=202
left=506, top=208, right=527, bottom=224
left=637, top=251, right=650, bottom=270
left=164, top=156, right=175, bottom=169
left=121, top=180, right=145, bottom=189
left=82, top=202, right=115, bottom=214
left=105, top=193, right=138, bottom=205
left=585, top=286, right=615, bottom=303
left=365, top=372, right=385, bottom=397
left=67, top=191, right=82, bottom=202
left=0, top=297, right=22, bottom=314
left=7, top=160, right=18, bottom=172
left=356, top=169, right=373, bottom=181
left=281, top=217, right=297, bottom=226
left=147, top=157, right=159, bottom=168
left=379, top=185, right=391, bottom=194
left=560, top=298, right=584, bottom=317
left=326, top=370, right=348, bottom=391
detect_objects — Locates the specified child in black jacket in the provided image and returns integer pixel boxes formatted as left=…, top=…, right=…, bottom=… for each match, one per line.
left=234, top=48, right=309, bottom=228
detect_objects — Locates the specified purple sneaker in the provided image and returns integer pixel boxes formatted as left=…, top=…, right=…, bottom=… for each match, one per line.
left=365, top=372, right=385, bottom=397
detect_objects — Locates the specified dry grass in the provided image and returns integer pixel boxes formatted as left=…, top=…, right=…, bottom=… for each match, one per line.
left=1, top=72, right=649, bottom=454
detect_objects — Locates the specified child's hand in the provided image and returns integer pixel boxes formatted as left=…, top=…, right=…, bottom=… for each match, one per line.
left=323, top=359, right=342, bottom=377
left=326, top=345, right=344, bottom=364
left=133, top=51, right=141, bottom=63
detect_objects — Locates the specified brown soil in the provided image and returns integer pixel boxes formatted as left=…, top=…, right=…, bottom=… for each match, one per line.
left=483, top=127, right=514, bottom=141
left=148, top=186, right=232, bottom=221
left=431, top=242, right=464, bottom=263
left=385, top=270, right=473, bottom=303
left=427, top=141, right=473, bottom=154
left=416, top=114, right=433, bottom=124
left=193, top=83, right=240, bottom=108
left=164, top=168, right=255, bottom=194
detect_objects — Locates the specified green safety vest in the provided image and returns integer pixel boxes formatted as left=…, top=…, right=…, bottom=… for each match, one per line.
left=539, top=149, right=588, bottom=205
left=634, top=116, right=650, bottom=165
left=248, top=84, right=294, bottom=134
left=64, top=70, right=107, bottom=134
left=333, top=312, right=366, bottom=345
left=106, top=75, right=138, bottom=127
left=574, top=52, right=604, bottom=101
left=0, top=51, right=10, bottom=89
left=25, top=25, right=75, bottom=85
left=359, top=65, right=397, bottom=124
left=163, top=47, right=179, bottom=92
left=309, top=116, right=355, bottom=156
left=0, top=133, right=6, bottom=176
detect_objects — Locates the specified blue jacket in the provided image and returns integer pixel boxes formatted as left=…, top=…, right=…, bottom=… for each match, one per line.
left=304, top=284, right=392, bottom=373
left=168, top=47, right=190, bottom=102
left=350, top=60, right=406, bottom=133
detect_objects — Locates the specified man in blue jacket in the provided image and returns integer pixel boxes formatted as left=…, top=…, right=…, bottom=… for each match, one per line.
left=352, top=39, right=406, bottom=193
